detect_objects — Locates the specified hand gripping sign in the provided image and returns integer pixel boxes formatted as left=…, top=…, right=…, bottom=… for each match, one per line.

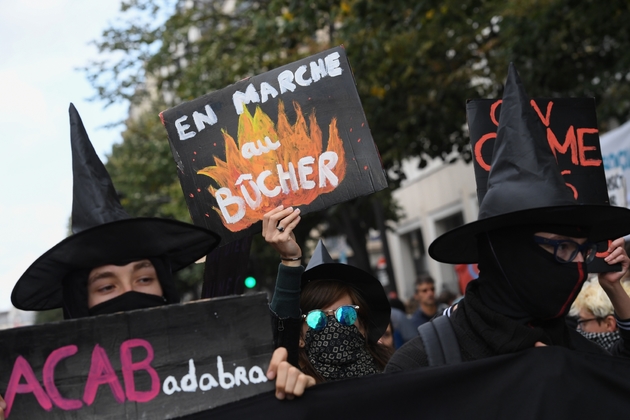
left=160, top=46, right=387, bottom=246
left=0, top=293, right=274, bottom=419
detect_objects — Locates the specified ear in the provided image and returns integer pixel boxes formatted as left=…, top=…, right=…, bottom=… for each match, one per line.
left=605, top=315, right=618, bottom=332
left=299, top=338, right=306, bottom=348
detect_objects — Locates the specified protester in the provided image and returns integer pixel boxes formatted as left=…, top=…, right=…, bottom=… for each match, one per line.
left=3, top=104, right=221, bottom=420
left=389, top=297, right=417, bottom=347
left=569, top=278, right=630, bottom=351
left=11, top=104, right=220, bottom=319
left=409, top=274, right=437, bottom=329
left=386, top=64, right=630, bottom=371
left=263, top=205, right=391, bottom=399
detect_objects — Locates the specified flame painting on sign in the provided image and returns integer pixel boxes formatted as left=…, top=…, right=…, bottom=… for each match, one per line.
left=197, top=101, right=346, bottom=232
left=161, top=46, right=387, bottom=245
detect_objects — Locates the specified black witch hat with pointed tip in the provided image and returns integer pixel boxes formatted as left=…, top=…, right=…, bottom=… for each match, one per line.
left=11, top=104, right=221, bottom=311
left=429, top=64, right=630, bottom=264
left=301, top=240, right=390, bottom=343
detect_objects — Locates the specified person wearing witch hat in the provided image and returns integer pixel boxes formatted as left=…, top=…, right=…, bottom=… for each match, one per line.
left=262, top=205, right=392, bottom=399
left=10, top=104, right=221, bottom=320
left=385, top=64, right=630, bottom=372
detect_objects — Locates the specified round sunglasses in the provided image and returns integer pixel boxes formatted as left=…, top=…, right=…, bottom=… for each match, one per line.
left=302, top=305, right=359, bottom=331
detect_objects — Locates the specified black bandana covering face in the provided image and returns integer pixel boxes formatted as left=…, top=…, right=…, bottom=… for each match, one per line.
left=578, top=330, right=621, bottom=352
left=304, top=315, right=379, bottom=380
left=477, top=226, right=588, bottom=322
left=88, top=291, right=167, bottom=316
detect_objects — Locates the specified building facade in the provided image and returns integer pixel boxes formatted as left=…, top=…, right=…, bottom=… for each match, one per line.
left=387, top=157, right=478, bottom=303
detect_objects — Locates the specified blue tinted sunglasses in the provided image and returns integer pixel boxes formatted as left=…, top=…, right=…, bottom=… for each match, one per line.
left=302, top=305, right=359, bottom=331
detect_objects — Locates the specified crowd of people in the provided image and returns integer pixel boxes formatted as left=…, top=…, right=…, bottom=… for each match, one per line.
left=3, top=64, right=630, bottom=418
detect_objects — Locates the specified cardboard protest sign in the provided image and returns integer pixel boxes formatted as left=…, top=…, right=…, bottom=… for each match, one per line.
left=467, top=98, right=616, bottom=271
left=0, top=293, right=274, bottom=419
left=160, top=46, right=387, bottom=246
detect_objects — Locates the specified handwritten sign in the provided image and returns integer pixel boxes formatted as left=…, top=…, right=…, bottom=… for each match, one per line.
left=467, top=98, right=617, bottom=272
left=160, top=46, right=387, bottom=245
left=467, top=97, right=608, bottom=206
left=0, top=293, right=274, bottom=419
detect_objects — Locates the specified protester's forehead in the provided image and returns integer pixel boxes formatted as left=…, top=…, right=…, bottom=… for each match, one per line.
left=88, top=259, right=154, bottom=277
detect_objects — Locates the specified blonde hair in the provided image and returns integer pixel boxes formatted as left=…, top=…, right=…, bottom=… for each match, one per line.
left=570, top=278, right=630, bottom=318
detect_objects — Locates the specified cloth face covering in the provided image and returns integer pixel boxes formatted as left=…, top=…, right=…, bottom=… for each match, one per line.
left=88, top=291, right=167, bottom=316
left=578, top=330, right=621, bottom=352
left=476, top=226, right=587, bottom=322
left=304, top=315, right=378, bottom=380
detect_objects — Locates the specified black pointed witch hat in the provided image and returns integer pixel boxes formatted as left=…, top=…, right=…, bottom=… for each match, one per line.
left=301, top=240, right=390, bottom=343
left=429, top=64, right=630, bottom=264
left=11, top=104, right=221, bottom=311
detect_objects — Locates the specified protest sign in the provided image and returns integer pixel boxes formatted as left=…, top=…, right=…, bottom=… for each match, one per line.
left=160, top=46, right=387, bottom=246
left=467, top=98, right=616, bottom=271
left=601, top=119, right=630, bottom=207
left=0, top=293, right=274, bottom=419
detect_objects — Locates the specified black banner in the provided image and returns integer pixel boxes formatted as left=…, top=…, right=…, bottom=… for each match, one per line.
left=0, top=294, right=274, bottom=419
left=182, top=346, right=630, bottom=419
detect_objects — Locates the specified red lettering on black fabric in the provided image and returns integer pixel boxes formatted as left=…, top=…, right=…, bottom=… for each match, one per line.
left=4, top=356, right=53, bottom=418
left=474, top=133, right=495, bottom=172
left=560, top=170, right=578, bottom=199
left=82, top=345, right=125, bottom=405
left=577, top=128, right=602, bottom=167
left=43, top=345, right=83, bottom=410
left=120, top=339, right=160, bottom=403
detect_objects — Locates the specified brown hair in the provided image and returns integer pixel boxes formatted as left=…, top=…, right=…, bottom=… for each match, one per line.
left=298, top=280, right=393, bottom=382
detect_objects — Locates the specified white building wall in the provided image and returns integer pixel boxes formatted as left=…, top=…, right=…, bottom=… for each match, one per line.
left=390, top=158, right=478, bottom=303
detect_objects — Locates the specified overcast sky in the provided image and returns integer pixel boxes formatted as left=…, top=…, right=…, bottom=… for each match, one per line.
left=0, top=1, right=130, bottom=312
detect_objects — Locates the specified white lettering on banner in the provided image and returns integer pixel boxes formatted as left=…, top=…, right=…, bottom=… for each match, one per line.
left=173, top=52, right=344, bottom=139
left=175, top=104, right=219, bottom=140
left=241, top=136, right=281, bottom=159
left=214, top=152, right=340, bottom=224
left=232, top=51, right=344, bottom=115
left=162, top=356, right=267, bottom=396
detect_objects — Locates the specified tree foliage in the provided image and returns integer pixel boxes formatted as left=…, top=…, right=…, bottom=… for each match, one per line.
left=85, top=0, right=630, bottom=287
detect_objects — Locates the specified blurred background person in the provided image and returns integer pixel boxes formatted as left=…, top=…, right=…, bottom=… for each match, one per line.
left=569, top=278, right=630, bottom=351
left=410, top=274, right=437, bottom=329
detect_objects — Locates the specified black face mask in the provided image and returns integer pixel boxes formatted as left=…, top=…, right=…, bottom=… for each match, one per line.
left=88, top=291, right=167, bottom=316
left=476, top=226, right=587, bottom=321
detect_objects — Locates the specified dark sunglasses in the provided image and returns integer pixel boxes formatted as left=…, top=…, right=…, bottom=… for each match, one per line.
left=533, top=236, right=597, bottom=264
left=303, top=305, right=359, bottom=331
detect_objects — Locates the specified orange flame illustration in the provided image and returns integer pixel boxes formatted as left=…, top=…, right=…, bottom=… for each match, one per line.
left=198, top=100, right=346, bottom=232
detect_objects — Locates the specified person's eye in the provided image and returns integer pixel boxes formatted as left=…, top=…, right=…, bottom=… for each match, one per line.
left=138, top=277, right=155, bottom=284
left=558, top=242, right=573, bottom=252
left=97, top=284, right=115, bottom=293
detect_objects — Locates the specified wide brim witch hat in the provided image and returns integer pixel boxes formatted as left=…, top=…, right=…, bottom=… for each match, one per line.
left=429, top=64, right=630, bottom=264
left=301, top=240, right=390, bottom=343
left=12, top=104, right=221, bottom=311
